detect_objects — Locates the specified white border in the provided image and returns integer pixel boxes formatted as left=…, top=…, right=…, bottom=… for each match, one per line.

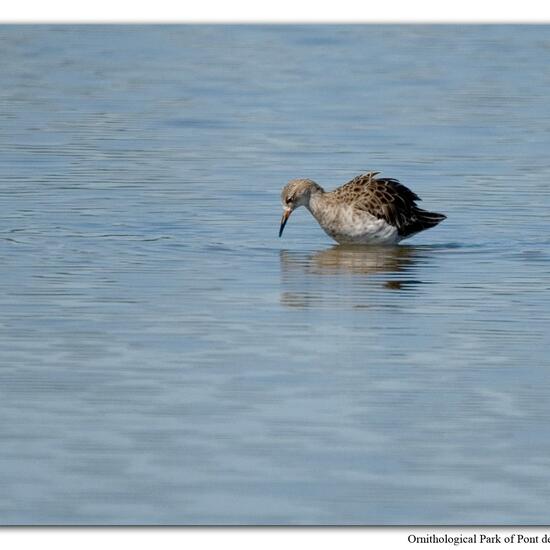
left=1, top=0, right=550, bottom=22
left=3, top=527, right=550, bottom=550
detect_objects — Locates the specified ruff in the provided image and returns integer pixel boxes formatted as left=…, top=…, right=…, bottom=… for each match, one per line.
left=279, top=172, right=446, bottom=245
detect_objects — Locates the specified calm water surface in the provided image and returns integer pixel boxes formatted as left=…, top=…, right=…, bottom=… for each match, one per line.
left=1, top=25, right=550, bottom=524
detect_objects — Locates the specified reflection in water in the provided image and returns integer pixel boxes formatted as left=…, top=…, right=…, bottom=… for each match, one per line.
left=281, top=245, right=417, bottom=276
left=280, top=245, right=427, bottom=309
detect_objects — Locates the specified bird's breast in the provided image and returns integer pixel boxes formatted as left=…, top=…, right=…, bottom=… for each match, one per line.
left=308, top=201, right=399, bottom=245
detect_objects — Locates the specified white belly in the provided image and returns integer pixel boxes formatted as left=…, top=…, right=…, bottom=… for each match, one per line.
left=312, top=204, right=400, bottom=245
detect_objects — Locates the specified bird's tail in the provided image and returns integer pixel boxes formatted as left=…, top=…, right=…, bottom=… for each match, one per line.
left=401, top=208, right=447, bottom=237
left=417, top=208, right=447, bottom=227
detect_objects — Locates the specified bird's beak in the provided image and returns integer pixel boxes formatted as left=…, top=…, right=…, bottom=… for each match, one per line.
left=279, top=208, right=292, bottom=238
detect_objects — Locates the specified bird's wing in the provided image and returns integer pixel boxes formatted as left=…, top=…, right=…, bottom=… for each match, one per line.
left=333, top=173, right=434, bottom=236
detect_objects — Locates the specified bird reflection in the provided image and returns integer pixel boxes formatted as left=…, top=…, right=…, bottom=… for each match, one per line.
left=280, top=244, right=419, bottom=276
left=280, top=245, right=424, bottom=308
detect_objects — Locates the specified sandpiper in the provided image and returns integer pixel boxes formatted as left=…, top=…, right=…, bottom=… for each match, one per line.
left=279, top=172, right=446, bottom=245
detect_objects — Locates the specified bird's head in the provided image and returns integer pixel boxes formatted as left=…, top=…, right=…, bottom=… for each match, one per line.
left=279, top=178, right=322, bottom=237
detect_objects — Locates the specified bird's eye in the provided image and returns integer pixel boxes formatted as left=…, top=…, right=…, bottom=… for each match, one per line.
left=286, top=196, right=293, bottom=205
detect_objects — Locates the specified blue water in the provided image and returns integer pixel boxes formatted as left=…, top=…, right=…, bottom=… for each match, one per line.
left=1, top=25, right=550, bottom=525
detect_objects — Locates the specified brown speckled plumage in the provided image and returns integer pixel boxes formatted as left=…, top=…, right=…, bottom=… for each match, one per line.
left=330, top=172, right=446, bottom=238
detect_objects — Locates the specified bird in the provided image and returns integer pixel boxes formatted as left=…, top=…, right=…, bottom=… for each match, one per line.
left=278, top=172, right=446, bottom=245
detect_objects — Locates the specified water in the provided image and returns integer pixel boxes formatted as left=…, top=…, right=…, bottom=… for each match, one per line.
left=1, top=24, right=550, bottom=525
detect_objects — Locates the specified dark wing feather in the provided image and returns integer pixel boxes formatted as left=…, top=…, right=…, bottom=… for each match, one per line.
left=334, top=173, right=446, bottom=237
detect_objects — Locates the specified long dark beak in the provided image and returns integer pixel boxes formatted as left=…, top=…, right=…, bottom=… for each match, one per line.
left=279, top=209, right=292, bottom=237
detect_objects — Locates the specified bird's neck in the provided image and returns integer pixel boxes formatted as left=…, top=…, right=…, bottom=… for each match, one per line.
left=306, top=188, right=327, bottom=219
